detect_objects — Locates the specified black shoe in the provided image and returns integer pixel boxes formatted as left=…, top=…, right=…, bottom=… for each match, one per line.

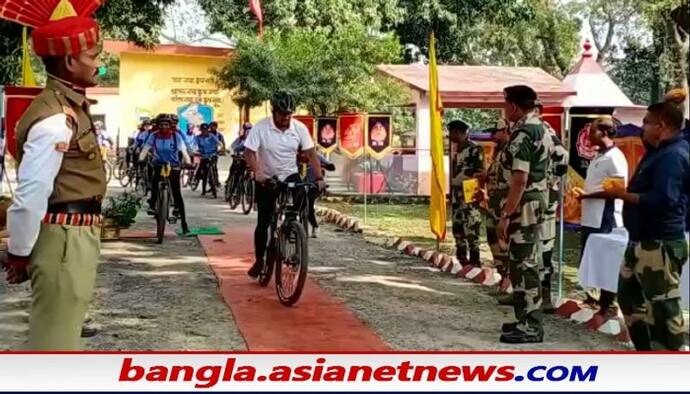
left=500, top=327, right=543, bottom=344
left=81, top=326, right=98, bottom=338
left=501, top=322, right=518, bottom=333
left=172, top=209, right=181, bottom=217
left=147, top=207, right=156, bottom=216
left=181, top=223, right=190, bottom=235
left=247, top=260, right=262, bottom=279
left=497, top=293, right=515, bottom=306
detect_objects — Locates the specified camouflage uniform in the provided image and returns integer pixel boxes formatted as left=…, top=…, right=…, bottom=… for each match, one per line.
left=619, top=239, right=689, bottom=350
left=537, top=127, right=569, bottom=306
left=485, top=143, right=510, bottom=275
left=500, top=110, right=553, bottom=334
left=452, top=140, right=485, bottom=266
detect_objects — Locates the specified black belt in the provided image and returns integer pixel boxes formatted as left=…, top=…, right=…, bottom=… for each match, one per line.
left=48, top=200, right=102, bottom=214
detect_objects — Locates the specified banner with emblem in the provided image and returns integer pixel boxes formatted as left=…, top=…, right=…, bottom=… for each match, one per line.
left=563, top=110, right=614, bottom=225
left=2, top=86, right=42, bottom=160
left=315, top=117, right=338, bottom=153
left=337, top=113, right=365, bottom=159
left=366, top=114, right=393, bottom=160
left=293, top=115, right=315, bottom=143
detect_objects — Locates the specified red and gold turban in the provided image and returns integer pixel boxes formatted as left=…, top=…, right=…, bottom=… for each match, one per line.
left=0, top=0, right=105, bottom=56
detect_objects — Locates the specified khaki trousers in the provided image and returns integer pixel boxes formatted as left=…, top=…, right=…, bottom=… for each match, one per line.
left=26, top=223, right=100, bottom=350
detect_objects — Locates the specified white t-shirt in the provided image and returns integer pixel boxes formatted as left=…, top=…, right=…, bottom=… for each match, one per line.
left=581, top=145, right=629, bottom=229
left=244, top=117, right=314, bottom=181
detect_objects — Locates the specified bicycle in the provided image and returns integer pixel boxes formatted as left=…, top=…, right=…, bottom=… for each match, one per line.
left=188, top=155, right=202, bottom=191
left=199, top=156, right=218, bottom=198
left=225, top=156, right=255, bottom=214
left=240, top=170, right=255, bottom=215
left=257, top=178, right=318, bottom=306
left=153, top=163, right=179, bottom=244
left=134, top=161, right=151, bottom=197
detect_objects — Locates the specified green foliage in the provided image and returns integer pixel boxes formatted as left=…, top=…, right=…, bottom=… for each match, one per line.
left=102, top=192, right=144, bottom=228
left=97, top=52, right=121, bottom=88
left=213, top=25, right=409, bottom=115
left=444, top=109, right=502, bottom=131
left=393, top=0, right=580, bottom=77
left=578, top=0, right=688, bottom=105
left=0, top=22, right=22, bottom=85
left=0, top=0, right=176, bottom=85
left=199, top=0, right=405, bottom=36
left=609, top=42, right=658, bottom=105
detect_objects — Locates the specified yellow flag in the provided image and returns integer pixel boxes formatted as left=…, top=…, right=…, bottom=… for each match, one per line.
left=22, top=27, right=37, bottom=87
left=428, top=32, right=447, bottom=241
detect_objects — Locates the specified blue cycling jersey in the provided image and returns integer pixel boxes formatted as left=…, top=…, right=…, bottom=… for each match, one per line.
left=145, top=133, right=186, bottom=166
left=194, top=134, right=220, bottom=159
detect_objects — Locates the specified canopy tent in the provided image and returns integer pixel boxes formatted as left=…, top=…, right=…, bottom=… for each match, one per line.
left=376, top=64, right=576, bottom=195
left=378, top=64, right=575, bottom=108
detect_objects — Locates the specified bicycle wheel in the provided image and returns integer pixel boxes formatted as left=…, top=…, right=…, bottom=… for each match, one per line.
left=227, top=174, right=240, bottom=209
left=190, top=166, right=201, bottom=191
left=118, top=161, right=131, bottom=187
left=258, top=238, right=277, bottom=287
left=242, top=177, right=254, bottom=215
left=103, top=162, right=112, bottom=184
left=156, top=186, right=169, bottom=244
left=275, top=221, right=309, bottom=306
left=181, top=168, right=190, bottom=188
left=113, top=158, right=123, bottom=180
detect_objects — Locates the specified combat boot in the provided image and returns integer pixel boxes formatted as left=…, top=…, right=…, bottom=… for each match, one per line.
left=500, top=326, right=543, bottom=344
left=469, top=250, right=481, bottom=267
left=497, top=292, right=515, bottom=306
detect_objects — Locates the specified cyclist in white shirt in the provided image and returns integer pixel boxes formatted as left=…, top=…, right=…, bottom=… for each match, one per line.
left=244, top=90, right=326, bottom=279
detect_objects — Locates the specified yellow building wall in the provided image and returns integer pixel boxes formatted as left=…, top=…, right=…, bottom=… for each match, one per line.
left=120, top=52, right=253, bottom=144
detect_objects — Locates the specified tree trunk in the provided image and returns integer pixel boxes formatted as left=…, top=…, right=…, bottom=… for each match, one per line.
left=673, top=23, right=690, bottom=117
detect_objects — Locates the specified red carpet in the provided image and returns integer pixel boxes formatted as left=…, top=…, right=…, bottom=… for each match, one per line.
left=198, top=227, right=389, bottom=351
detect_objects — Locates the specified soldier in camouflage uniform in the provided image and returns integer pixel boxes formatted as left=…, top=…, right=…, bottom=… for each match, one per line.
left=449, top=120, right=485, bottom=267
left=483, top=119, right=511, bottom=290
left=497, top=86, right=553, bottom=344
left=537, top=111, right=569, bottom=313
left=602, top=102, right=689, bottom=351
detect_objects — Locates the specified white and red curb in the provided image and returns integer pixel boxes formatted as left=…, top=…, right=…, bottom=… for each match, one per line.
left=316, top=205, right=632, bottom=344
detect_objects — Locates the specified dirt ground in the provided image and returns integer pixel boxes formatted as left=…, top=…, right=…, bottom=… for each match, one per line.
left=0, top=161, right=628, bottom=351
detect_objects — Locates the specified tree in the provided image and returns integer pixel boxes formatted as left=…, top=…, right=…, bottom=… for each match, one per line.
left=198, top=0, right=405, bottom=37
left=609, top=42, right=658, bottom=105
left=566, top=0, right=643, bottom=64
left=0, top=0, right=176, bottom=85
left=213, top=25, right=409, bottom=116
left=161, top=0, right=234, bottom=47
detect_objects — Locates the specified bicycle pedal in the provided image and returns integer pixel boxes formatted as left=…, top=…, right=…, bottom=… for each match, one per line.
left=168, top=218, right=178, bottom=224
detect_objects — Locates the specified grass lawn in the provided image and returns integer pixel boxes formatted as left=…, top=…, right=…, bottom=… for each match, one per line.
left=319, top=201, right=586, bottom=299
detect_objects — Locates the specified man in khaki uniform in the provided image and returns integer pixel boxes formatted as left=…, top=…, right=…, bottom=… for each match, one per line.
left=1, top=1, right=106, bottom=350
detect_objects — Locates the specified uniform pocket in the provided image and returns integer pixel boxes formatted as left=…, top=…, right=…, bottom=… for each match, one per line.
left=75, top=132, right=102, bottom=170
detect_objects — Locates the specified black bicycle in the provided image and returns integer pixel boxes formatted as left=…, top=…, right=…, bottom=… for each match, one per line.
left=117, top=149, right=138, bottom=188
left=154, top=163, right=179, bottom=244
left=134, top=161, right=151, bottom=197
left=258, top=178, right=318, bottom=306
left=188, top=155, right=202, bottom=191
left=205, top=156, right=219, bottom=199
left=225, top=156, right=255, bottom=215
